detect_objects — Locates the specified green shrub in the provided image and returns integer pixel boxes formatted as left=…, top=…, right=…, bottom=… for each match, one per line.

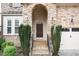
left=1, top=41, right=14, bottom=50
left=51, top=25, right=62, bottom=56
left=0, top=37, right=5, bottom=50
left=3, top=46, right=16, bottom=56
left=19, top=24, right=31, bottom=55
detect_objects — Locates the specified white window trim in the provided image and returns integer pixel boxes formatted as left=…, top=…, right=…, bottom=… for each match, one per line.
left=14, top=19, right=19, bottom=34
left=7, top=19, right=12, bottom=34
left=3, top=16, right=23, bottom=35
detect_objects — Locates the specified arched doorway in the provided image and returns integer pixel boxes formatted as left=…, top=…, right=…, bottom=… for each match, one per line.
left=32, top=4, right=48, bottom=40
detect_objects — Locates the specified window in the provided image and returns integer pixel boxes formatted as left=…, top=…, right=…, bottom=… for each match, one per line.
left=15, top=20, right=19, bottom=33
left=62, top=28, right=69, bottom=32
left=3, top=16, right=22, bottom=35
left=72, top=28, right=79, bottom=32
left=7, top=20, right=12, bottom=34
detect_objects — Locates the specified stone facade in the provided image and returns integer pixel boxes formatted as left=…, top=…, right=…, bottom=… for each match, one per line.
left=4, top=35, right=20, bottom=47
left=1, top=3, right=79, bottom=46
left=1, top=3, right=22, bottom=47
left=22, top=3, right=56, bottom=37
left=57, top=6, right=79, bottom=28
left=1, top=3, right=22, bottom=14
left=1, top=3, right=79, bottom=55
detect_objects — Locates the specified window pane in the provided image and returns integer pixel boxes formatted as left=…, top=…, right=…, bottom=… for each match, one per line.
left=72, top=28, right=79, bottom=32
left=62, top=28, right=69, bottom=32
left=15, top=27, right=19, bottom=33
left=15, top=20, right=19, bottom=26
left=7, top=27, right=11, bottom=34
left=7, top=20, right=11, bottom=26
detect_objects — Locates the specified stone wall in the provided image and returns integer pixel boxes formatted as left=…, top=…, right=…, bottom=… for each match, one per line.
left=57, top=6, right=79, bottom=28
left=1, top=3, right=22, bottom=14
left=23, top=3, right=57, bottom=36
left=0, top=3, right=1, bottom=26
left=2, top=3, right=79, bottom=48
left=4, top=35, right=21, bottom=47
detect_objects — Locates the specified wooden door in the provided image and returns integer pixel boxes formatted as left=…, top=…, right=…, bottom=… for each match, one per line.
left=36, top=24, right=43, bottom=37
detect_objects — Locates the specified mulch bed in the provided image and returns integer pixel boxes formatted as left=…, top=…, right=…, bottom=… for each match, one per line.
left=16, top=47, right=23, bottom=56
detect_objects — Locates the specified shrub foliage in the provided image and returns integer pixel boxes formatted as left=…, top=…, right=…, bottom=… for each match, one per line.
left=1, top=41, right=14, bottom=50
left=3, top=46, right=16, bottom=56
left=51, top=25, right=62, bottom=56
left=0, top=37, right=5, bottom=50
left=19, top=24, right=31, bottom=55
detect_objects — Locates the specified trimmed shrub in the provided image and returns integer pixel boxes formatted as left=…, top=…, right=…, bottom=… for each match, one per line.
left=3, top=46, right=16, bottom=56
left=1, top=41, right=14, bottom=50
left=51, top=25, right=62, bottom=56
left=19, top=24, right=31, bottom=55
left=0, top=37, right=5, bottom=50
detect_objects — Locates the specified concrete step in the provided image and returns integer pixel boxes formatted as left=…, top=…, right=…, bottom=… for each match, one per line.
left=32, top=50, right=49, bottom=56
left=33, top=44, right=47, bottom=47
left=33, top=40, right=47, bottom=47
left=33, top=47, right=48, bottom=49
left=33, top=47, right=48, bottom=51
left=32, top=50, right=49, bottom=53
left=32, top=54, right=49, bottom=56
left=31, top=39, right=49, bottom=56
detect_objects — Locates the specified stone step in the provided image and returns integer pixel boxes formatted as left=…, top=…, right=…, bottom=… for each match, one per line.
left=33, top=47, right=48, bottom=49
left=31, top=39, right=49, bottom=56
left=34, top=39, right=47, bottom=42
left=33, top=40, right=47, bottom=44
left=32, top=50, right=49, bottom=55
left=33, top=40, right=48, bottom=47
left=33, top=47, right=48, bottom=51
left=33, top=44, right=47, bottom=47
left=32, top=54, right=49, bottom=56
left=33, top=42, right=47, bottom=46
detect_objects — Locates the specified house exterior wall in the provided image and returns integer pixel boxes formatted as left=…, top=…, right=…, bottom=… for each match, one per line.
left=0, top=3, right=1, bottom=26
left=1, top=3, right=22, bottom=14
left=23, top=3, right=56, bottom=37
left=1, top=3, right=22, bottom=47
left=57, top=6, right=79, bottom=55
left=4, top=35, right=20, bottom=47
left=57, top=6, right=79, bottom=28
left=1, top=3, right=79, bottom=55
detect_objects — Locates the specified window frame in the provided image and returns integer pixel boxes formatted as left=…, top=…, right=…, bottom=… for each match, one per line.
left=7, top=19, right=12, bottom=34
left=3, top=16, right=22, bottom=35
left=15, top=19, right=19, bottom=34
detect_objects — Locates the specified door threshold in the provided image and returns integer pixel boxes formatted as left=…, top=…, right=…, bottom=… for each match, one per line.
left=36, top=37, right=43, bottom=39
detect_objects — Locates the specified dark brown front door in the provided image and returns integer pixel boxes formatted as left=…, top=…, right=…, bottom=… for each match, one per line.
left=36, top=24, right=43, bottom=37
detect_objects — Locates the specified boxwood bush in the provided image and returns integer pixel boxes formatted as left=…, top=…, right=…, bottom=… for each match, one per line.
left=0, top=37, right=5, bottom=50
left=19, top=24, right=31, bottom=56
left=3, top=46, right=16, bottom=56
left=1, top=41, right=14, bottom=50
left=51, top=25, right=62, bottom=56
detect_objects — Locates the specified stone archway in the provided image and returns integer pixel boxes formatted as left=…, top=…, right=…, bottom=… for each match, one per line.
left=32, top=4, right=48, bottom=40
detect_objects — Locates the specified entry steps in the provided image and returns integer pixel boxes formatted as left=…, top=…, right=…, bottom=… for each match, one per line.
left=31, top=39, right=49, bottom=56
